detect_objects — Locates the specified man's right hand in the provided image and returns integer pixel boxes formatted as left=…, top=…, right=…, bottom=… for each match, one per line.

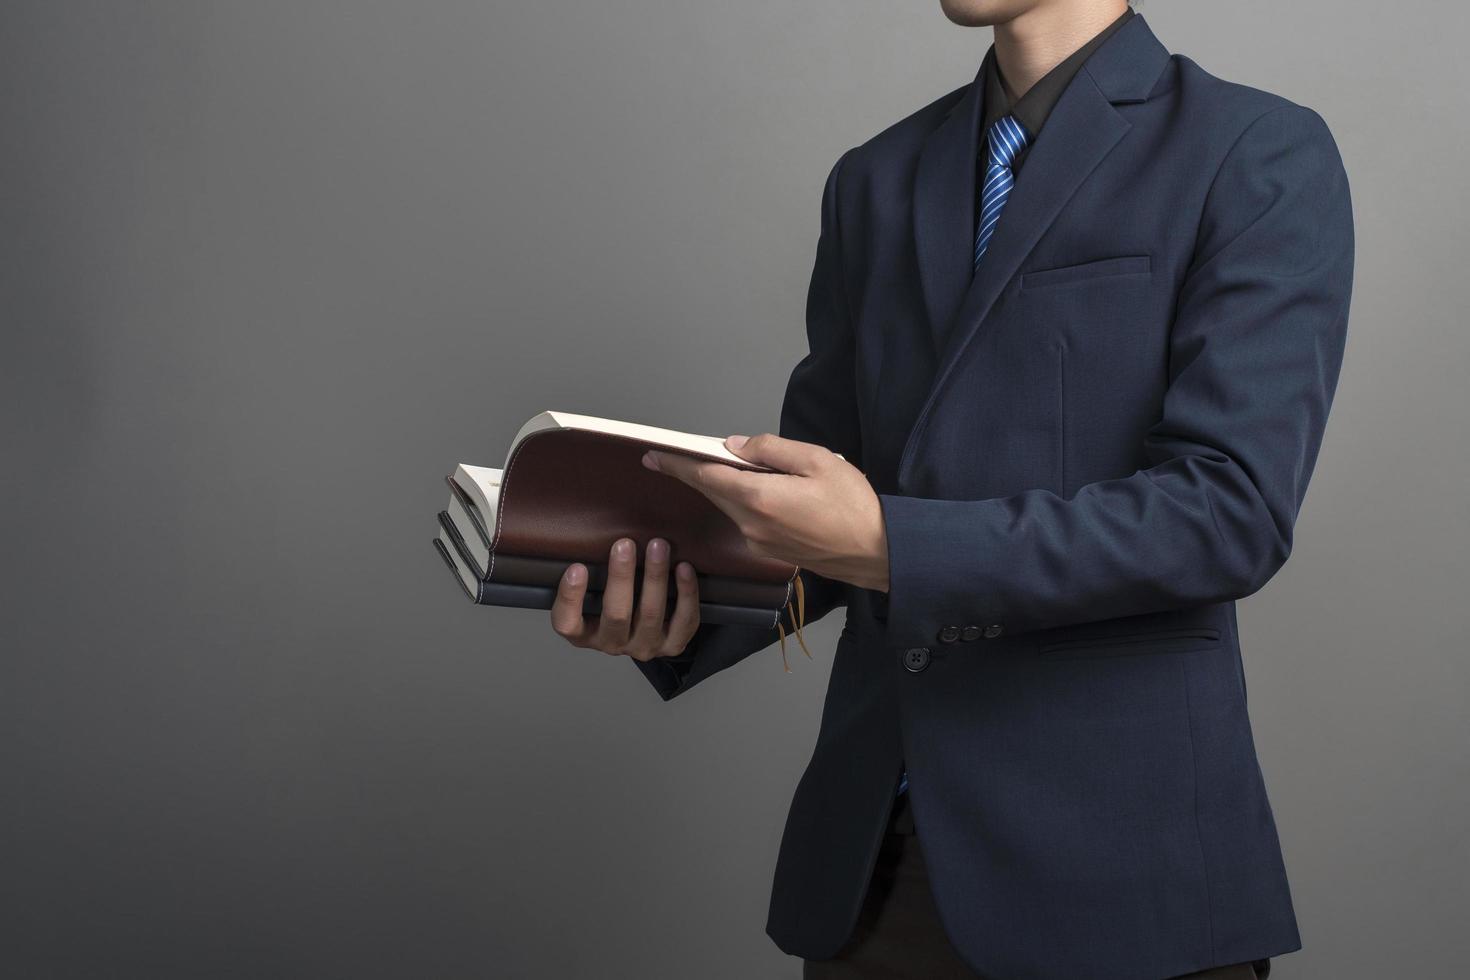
left=550, top=536, right=702, bottom=661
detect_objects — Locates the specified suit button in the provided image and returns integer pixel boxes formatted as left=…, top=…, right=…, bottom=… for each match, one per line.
left=960, top=625, right=982, bottom=642
left=937, top=625, right=960, bottom=644
left=902, top=647, right=931, bottom=672
left=982, top=623, right=1004, bottom=639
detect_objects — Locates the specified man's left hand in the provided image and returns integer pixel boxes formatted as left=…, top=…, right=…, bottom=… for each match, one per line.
left=642, top=433, right=890, bottom=593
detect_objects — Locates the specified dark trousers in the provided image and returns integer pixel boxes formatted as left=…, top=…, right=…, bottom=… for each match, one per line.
left=802, top=793, right=1270, bottom=980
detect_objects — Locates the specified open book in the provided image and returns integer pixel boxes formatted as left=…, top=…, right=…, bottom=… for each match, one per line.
left=432, top=412, right=833, bottom=643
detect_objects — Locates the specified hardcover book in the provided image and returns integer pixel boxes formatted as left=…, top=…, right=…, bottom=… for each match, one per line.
left=431, top=412, right=829, bottom=645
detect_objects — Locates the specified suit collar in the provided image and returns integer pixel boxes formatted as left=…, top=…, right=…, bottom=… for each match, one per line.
left=1082, top=8, right=1171, bottom=104
left=901, top=12, right=1171, bottom=489
left=947, top=7, right=1165, bottom=131
left=985, top=5, right=1136, bottom=142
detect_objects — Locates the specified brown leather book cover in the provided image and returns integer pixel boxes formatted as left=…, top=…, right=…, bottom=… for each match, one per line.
left=487, top=427, right=798, bottom=590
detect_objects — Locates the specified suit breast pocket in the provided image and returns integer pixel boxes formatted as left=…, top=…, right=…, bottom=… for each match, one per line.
left=1019, top=254, right=1152, bottom=291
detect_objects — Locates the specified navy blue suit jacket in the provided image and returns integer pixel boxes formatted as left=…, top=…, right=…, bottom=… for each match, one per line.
left=637, top=13, right=1354, bottom=978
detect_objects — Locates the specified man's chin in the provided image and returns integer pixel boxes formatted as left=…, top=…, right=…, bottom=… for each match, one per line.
left=938, top=0, right=1013, bottom=29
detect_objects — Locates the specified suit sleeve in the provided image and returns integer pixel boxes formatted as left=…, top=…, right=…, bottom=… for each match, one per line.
left=878, top=103, right=1355, bottom=645
left=635, top=148, right=862, bottom=700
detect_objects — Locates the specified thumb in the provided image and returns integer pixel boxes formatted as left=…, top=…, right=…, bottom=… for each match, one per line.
left=725, top=432, right=825, bottom=476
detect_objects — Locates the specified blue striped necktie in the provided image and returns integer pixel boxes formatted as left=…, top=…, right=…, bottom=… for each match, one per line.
left=896, top=115, right=1032, bottom=804
left=974, top=113, right=1032, bottom=270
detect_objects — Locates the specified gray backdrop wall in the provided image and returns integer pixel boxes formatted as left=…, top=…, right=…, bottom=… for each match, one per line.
left=3, top=2, right=1466, bottom=977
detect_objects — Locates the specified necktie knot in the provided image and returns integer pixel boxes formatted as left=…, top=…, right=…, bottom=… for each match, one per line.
left=986, top=114, right=1031, bottom=170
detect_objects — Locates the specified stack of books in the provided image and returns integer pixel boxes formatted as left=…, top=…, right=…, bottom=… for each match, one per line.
left=431, top=411, right=809, bottom=630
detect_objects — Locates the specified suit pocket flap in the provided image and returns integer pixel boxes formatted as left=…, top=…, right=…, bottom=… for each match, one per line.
left=1038, top=626, right=1220, bottom=660
left=1020, top=254, right=1152, bottom=290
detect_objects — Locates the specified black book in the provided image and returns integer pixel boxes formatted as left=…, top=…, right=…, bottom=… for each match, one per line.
left=432, top=514, right=781, bottom=629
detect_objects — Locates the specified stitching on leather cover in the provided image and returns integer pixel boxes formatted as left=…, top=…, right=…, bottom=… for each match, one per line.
left=488, top=430, right=545, bottom=582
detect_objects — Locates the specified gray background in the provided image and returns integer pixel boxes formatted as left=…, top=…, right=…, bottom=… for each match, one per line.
left=2, top=2, right=1465, bottom=977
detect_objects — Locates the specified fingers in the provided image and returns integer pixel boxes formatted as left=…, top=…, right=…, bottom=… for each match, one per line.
left=661, top=561, right=702, bottom=656
left=550, top=563, right=594, bottom=646
left=550, top=537, right=702, bottom=662
left=723, top=432, right=827, bottom=477
left=642, top=450, right=753, bottom=503
left=596, top=537, right=638, bottom=651
left=628, top=538, right=671, bottom=656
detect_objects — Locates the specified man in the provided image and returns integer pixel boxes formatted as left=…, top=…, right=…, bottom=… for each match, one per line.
left=550, top=1, right=1354, bottom=977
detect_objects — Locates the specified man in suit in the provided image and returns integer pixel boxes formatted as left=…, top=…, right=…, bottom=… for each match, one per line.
left=550, top=1, right=1354, bottom=977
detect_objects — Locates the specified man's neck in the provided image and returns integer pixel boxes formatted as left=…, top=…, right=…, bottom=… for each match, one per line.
left=993, top=1, right=1129, bottom=101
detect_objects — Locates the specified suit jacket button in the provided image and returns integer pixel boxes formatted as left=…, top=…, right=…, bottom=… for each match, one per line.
left=960, top=625, right=982, bottom=642
left=982, top=623, right=1004, bottom=639
left=937, top=625, right=960, bottom=644
left=902, top=647, right=932, bottom=672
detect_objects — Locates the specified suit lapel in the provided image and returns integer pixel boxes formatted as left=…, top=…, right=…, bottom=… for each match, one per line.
left=899, top=13, right=1172, bottom=488
left=912, top=57, right=986, bottom=354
